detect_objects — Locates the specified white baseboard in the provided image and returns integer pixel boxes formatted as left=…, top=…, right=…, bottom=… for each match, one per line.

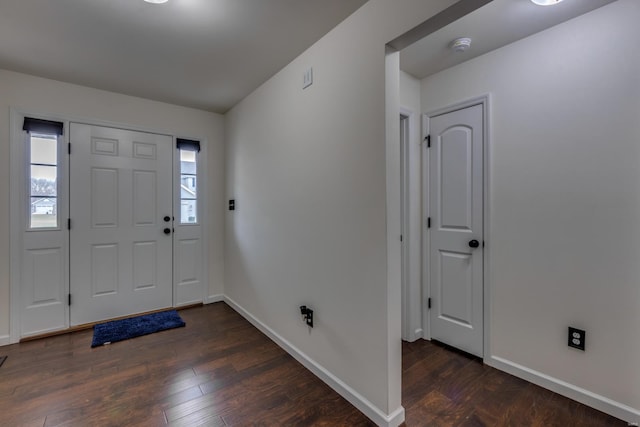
left=489, top=356, right=640, bottom=425
left=403, top=328, right=423, bottom=343
left=224, top=296, right=405, bottom=427
left=204, top=294, right=224, bottom=304
left=0, top=335, right=10, bottom=347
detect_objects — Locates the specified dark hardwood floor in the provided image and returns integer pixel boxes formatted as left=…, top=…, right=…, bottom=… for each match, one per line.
left=0, top=303, right=626, bottom=426
left=402, top=340, right=625, bottom=427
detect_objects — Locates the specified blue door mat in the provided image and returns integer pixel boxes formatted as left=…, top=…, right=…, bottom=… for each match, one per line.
left=91, top=310, right=185, bottom=348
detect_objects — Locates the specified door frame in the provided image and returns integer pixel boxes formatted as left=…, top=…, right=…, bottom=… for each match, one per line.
left=400, top=107, right=423, bottom=342
left=9, top=108, right=210, bottom=343
left=421, top=94, right=491, bottom=358
left=400, top=112, right=409, bottom=341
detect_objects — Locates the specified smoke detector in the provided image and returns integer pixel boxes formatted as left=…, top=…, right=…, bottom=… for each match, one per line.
left=450, top=38, right=472, bottom=53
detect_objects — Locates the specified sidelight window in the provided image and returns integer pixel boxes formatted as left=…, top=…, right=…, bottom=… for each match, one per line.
left=23, top=118, right=64, bottom=229
left=177, top=138, right=200, bottom=224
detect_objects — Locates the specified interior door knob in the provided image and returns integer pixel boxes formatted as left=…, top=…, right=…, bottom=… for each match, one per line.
left=163, top=216, right=171, bottom=222
left=468, top=239, right=480, bottom=248
left=163, top=228, right=171, bottom=235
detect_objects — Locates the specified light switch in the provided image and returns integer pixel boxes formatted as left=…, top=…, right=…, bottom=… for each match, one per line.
left=303, top=67, right=313, bottom=89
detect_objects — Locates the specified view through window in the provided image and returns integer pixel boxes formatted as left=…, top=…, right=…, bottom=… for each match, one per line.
left=180, top=149, right=197, bottom=224
left=29, top=133, right=58, bottom=228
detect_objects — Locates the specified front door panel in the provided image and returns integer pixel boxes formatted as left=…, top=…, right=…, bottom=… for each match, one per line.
left=70, top=124, right=173, bottom=325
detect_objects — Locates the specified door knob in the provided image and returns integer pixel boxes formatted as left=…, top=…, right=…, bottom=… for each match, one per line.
left=468, top=239, right=480, bottom=248
left=163, top=216, right=171, bottom=222
left=163, top=228, right=171, bottom=235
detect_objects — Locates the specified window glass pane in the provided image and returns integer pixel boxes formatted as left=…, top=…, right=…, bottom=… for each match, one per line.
left=180, top=148, right=197, bottom=224
left=29, top=133, right=58, bottom=229
left=180, top=150, right=196, bottom=163
left=180, top=175, right=197, bottom=199
left=30, top=197, right=57, bottom=228
left=181, top=199, right=197, bottom=224
left=31, top=165, right=57, bottom=197
left=30, top=135, right=57, bottom=165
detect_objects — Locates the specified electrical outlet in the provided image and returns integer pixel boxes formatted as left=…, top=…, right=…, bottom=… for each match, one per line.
left=568, top=327, right=585, bottom=351
left=300, top=305, right=314, bottom=328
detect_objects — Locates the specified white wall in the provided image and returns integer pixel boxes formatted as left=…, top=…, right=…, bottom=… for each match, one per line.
left=421, top=0, right=640, bottom=419
left=399, top=71, right=423, bottom=342
left=224, top=0, right=458, bottom=423
left=0, top=69, right=226, bottom=342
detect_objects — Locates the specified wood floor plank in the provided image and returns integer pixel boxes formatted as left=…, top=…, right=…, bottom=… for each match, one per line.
left=401, top=340, right=626, bottom=427
left=0, top=303, right=628, bottom=426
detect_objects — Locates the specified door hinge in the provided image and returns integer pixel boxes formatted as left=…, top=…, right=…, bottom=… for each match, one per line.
left=400, top=235, right=403, bottom=242
left=425, top=135, right=431, bottom=148
left=68, top=143, right=71, bottom=155
left=427, top=217, right=431, bottom=228
left=428, top=297, right=432, bottom=309
left=68, top=294, right=71, bottom=306
left=67, top=218, right=71, bottom=230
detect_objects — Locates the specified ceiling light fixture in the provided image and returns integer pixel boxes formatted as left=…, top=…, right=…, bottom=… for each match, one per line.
left=450, top=37, right=472, bottom=53
left=144, top=0, right=169, bottom=4
left=530, top=0, right=564, bottom=6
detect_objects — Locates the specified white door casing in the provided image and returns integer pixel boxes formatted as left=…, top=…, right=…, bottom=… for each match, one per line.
left=429, top=103, right=484, bottom=357
left=400, top=113, right=409, bottom=341
left=69, top=124, right=173, bottom=325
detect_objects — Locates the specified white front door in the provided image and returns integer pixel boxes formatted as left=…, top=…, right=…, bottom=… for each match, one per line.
left=69, top=124, right=173, bottom=325
left=429, top=103, right=484, bottom=357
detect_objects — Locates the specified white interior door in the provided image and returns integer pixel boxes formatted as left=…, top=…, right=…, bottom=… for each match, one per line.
left=429, top=104, right=483, bottom=357
left=69, top=124, right=173, bottom=325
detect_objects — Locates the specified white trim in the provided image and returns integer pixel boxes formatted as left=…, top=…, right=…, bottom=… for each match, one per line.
left=489, top=356, right=640, bottom=425
left=483, top=95, right=492, bottom=362
left=384, top=48, right=403, bottom=418
left=0, top=335, right=10, bottom=347
left=399, top=112, right=408, bottom=341
left=399, top=108, right=411, bottom=342
left=199, top=137, right=210, bottom=306
left=420, top=113, right=431, bottom=341
left=422, top=94, right=491, bottom=358
left=9, top=108, right=22, bottom=344
left=204, top=294, right=224, bottom=304
left=399, top=105, right=423, bottom=343
left=224, top=296, right=406, bottom=427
